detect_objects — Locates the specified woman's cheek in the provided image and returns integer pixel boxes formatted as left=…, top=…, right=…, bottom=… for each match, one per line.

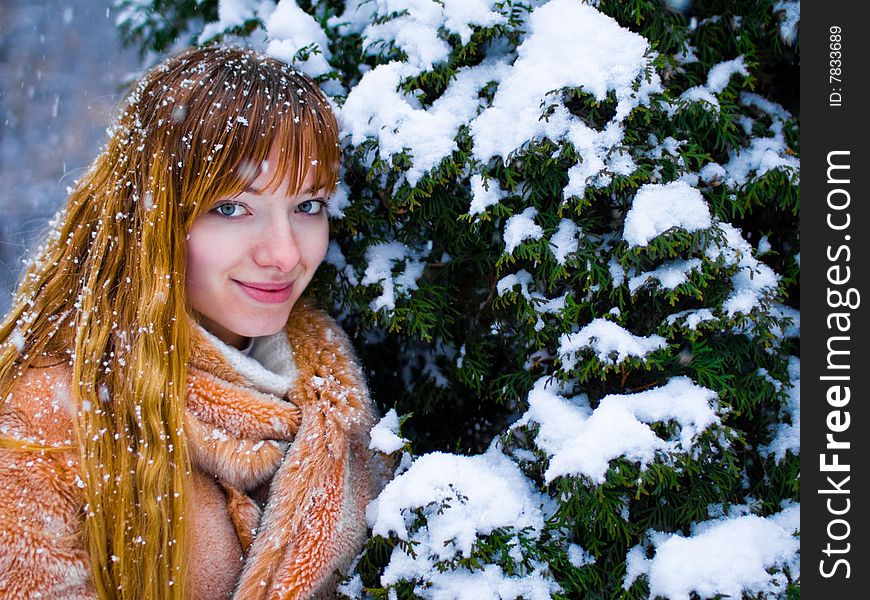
left=317, top=223, right=330, bottom=262
left=301, top=220, right=330, bottom=266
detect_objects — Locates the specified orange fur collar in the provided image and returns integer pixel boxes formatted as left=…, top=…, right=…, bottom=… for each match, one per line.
left=0, top=302, right=379, bottom=599
left=190, top=301, right=379, bottom=599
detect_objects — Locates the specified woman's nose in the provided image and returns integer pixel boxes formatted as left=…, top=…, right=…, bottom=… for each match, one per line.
left=251, top=220, right=302, bottom=272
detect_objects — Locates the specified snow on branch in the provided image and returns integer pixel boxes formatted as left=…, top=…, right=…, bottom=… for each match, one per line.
left=558, top=319, right=667, bottom=369
left=361, top=241, right=430, bottom=312
left=366, top=448, right=560, bottom=597
left=624, top=504, right=800, bottom=600
left=513, top=377, right=720, bottom=484
left=622, top=181, right=712, bottom=248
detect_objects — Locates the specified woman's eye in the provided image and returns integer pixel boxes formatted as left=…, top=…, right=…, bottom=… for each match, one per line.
left=213, top=202, right=247, bottom=218
left=296, top=199, right=326, bottom=215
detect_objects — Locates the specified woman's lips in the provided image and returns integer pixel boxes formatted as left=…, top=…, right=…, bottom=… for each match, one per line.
left=235, top=281, right=294, bottom=304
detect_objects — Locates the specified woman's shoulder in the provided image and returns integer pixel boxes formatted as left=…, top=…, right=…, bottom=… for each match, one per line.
left=0, top=362, right=90, bottom=598
left=0, top=362, right=76, bottom=447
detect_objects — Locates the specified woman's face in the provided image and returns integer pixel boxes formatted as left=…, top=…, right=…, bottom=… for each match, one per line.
left=185, top=153, right=330, bottom=348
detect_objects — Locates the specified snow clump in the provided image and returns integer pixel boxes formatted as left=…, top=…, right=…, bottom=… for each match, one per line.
left=558, top=318, right=667, bottom=369
left=360, top=0, right=507, bottom=70
left=469, top=174, right=508, bottom=216
left=341, top=60, right=511, bottom=186
left=624, top=504, right=800, bottom=599
left=198, top=0, right=333, bottom=77
left=773, top=0, right=800, bottom=45
left=623, top=181, right=712, bottom=247
left=706, top=223, right=779, bottom=316
left=503, top=207, right=544, bottom=254
left=549, top=219, right=582, bottom=265
left=361, top=241, right=430, bottom=312
left=369, top=408, right=408, bottom=454
left=341, top=0, right=661, bottom=196
left=678, top=56, right=748, bottom=112
left=722, top=93, right=800, bottom=187
left=513, top=377, right=719, bottom=484
left=628, top=258, right=703, bottom=293
left=665, top=308, right=717, bottom=331
left=367, top=448, right=560, bottom=598
left=263, top=0, right=334, bottom=77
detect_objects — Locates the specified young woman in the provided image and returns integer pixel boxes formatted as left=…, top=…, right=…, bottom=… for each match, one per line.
left=0, top=45, right=380, bottom=599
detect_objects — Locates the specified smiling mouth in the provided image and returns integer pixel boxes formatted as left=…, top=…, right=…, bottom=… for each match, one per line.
left=235, top=281, right=294, bottom=304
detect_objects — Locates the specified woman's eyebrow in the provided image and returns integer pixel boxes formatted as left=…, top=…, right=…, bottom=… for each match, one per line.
left=304, top=184, right=326, bottom=196
left=242, top=178, right=326, bottom=196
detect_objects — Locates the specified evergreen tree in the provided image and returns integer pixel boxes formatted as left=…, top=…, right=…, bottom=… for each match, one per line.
left=116, top=0, right=800, bottom=597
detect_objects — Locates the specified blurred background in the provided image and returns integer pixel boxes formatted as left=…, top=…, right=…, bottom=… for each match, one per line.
left=0, top=0, right=138, bottom=312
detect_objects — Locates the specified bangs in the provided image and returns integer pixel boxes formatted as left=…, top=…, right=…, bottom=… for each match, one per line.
left=157, top=46, right=340, bottom=219
left=252, top=83, right=340, bottom=198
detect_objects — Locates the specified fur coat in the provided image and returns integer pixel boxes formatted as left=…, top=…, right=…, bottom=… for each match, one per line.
left=0, top=303, right=381, bottom=599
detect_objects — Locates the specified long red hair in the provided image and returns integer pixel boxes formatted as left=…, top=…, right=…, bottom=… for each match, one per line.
left=0, top=45, right=339, bottom=599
